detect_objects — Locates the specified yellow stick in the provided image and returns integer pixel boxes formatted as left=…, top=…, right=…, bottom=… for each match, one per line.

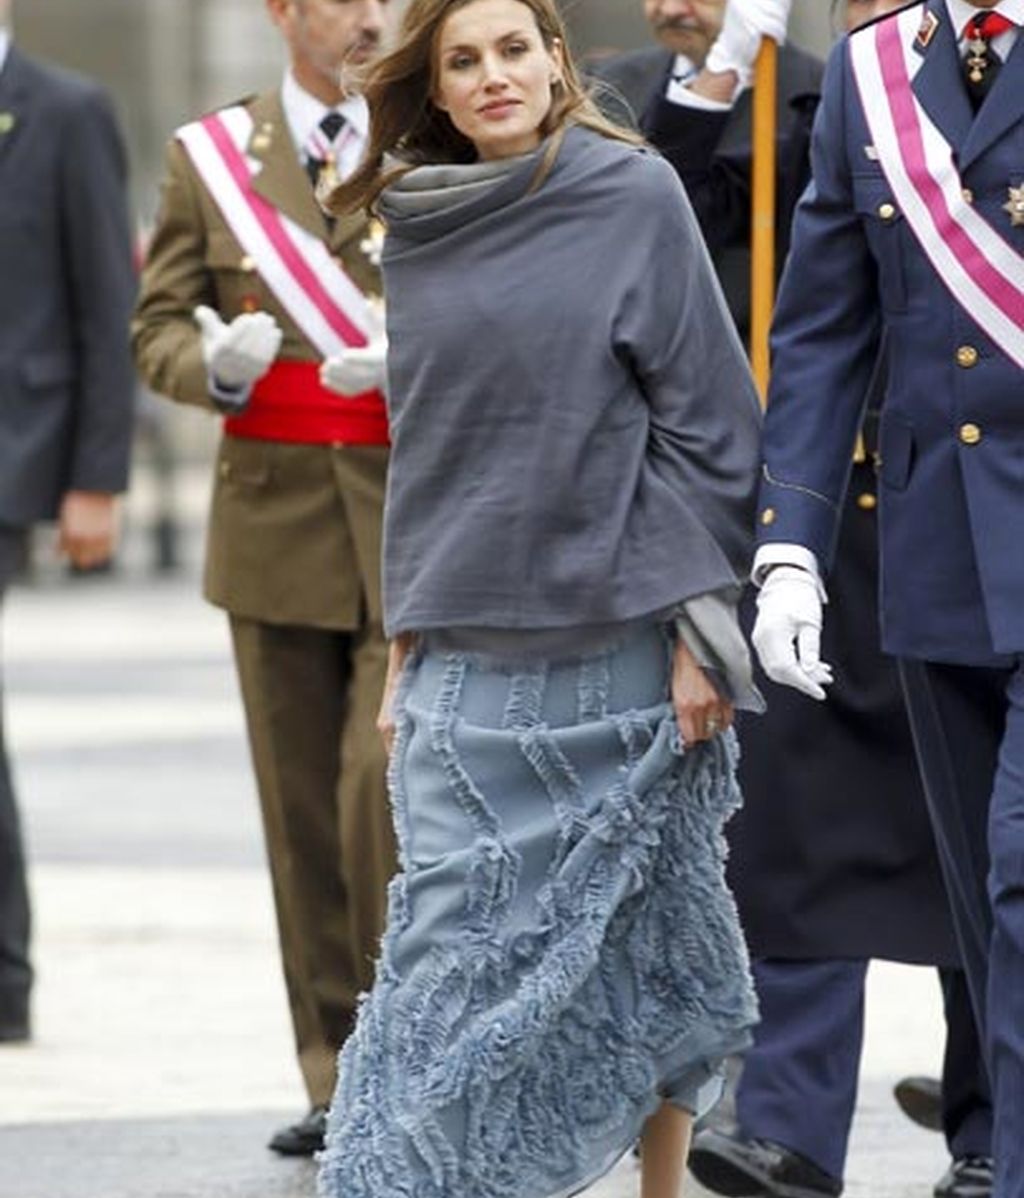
left=750, top=37, right=779, bottom=407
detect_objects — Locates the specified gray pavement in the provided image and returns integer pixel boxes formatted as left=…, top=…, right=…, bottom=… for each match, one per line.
left=0, top=538, right=952, bottom=1197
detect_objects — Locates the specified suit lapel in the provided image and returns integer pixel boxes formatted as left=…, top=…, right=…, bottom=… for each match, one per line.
left=0, top=48, right=30, bottom=170
left=638, top=51, right=674, bottom=128
left=910, top=0, right=973, bottom=155
left=959, top=32, right=1024, bottom=172
left=246, top=91, right=328, bottom=240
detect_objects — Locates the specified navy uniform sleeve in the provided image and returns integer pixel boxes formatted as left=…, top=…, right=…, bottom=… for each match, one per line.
left=59, top=82, right=137, bottom=493
left=757, top=39, right=882, bottom=571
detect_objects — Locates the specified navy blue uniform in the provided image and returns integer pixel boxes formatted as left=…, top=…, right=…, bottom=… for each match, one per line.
left=759, top=3, right=1024, bottom=1192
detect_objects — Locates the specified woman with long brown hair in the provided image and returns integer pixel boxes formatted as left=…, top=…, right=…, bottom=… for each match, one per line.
left=317, top=2, right=762, bottom=1195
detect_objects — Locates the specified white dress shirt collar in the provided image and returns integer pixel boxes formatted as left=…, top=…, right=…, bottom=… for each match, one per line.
left=945, top=0, right=1024, bottom=42
left=280, top=69, right=368, bottom=161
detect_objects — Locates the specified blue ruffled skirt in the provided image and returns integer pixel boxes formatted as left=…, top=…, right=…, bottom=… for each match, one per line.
left=319, top=624, right=756, bottom=1198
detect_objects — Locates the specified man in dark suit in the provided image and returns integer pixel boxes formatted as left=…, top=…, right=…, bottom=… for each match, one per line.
left=0, top=0, right=136, bottom=1042
left=752, top=2, right=1024, bottom=1195
left=593, top=0, right=821, bottom=342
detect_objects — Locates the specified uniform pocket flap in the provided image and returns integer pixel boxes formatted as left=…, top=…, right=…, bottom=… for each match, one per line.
left=22, top=353, right=75, bottom=388
left=851, top=175, right=903, bottom=222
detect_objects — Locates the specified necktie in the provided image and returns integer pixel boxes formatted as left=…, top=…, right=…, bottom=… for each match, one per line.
left=963, top=11, right=1015, bottom=111
left=305, top=111, right=346, bottom=187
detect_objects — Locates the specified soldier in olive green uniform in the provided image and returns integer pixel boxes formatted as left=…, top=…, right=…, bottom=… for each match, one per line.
left=133, top=0, right=396, bottom=1157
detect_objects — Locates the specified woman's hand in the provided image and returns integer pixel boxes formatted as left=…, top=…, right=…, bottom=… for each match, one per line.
left=671, top=636, right=734, bottom=746
left=377, top=633, right=416, bottom=754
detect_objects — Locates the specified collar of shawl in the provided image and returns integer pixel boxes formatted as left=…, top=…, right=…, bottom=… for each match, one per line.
left=378, top=125, right=612, bottom=242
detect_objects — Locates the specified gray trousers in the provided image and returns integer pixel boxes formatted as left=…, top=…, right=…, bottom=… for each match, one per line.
left=0, top=526, right=31, bottom=1015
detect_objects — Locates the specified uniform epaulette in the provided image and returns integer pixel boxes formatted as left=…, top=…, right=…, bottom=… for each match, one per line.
left=202, top=94, right=259, bottom=120
left=847, top=0, right=924, bottom=40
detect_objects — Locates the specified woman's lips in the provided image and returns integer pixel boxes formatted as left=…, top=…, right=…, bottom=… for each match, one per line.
left=478, top=99, right=521, bottom=120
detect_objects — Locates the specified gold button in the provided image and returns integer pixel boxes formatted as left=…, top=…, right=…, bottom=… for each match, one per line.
left=878, top=202, right=897, bottom=221
left=219, top=461, right=231, bottom=479
left=240, top=255, right=256, bottom=272
left=956, top=345, right=979, bottom=368
left=959, top=423, right=982, bottom=446
left=760, top=508, right=777, bottom=527
left=962, top=188, right=974, bottom=204
left=857, top=492, right=878, bottom=511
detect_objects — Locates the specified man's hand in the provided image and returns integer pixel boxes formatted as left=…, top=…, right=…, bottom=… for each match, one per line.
left=320, top=338, right=388, bottom=397
left=193, top=305, right=282, bottom=392
left=58, top=491, right=119, bottom=570
left=752, top=565, right=833, bottom=701
left=705, top=0, right=793, bottom=88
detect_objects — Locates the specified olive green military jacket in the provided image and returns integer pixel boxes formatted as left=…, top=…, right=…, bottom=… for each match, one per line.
left=133, top=91, right=386, bottom=630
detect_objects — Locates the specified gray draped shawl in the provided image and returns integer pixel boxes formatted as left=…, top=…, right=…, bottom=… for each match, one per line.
left=378, top=126, right=761, bottom=639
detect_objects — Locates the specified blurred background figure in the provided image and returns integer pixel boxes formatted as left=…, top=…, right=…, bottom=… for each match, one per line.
left=600, top=3, right=992, bottom=1197
left=592, top=0, right=821, bottom=344
left=0, top=0, right=136, bottom=1044
left=133, top=0, right=397, bottom=1160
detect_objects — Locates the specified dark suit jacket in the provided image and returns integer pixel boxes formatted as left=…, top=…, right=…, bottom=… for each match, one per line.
left=594, top=44, right=823, bottom=341
left=0, top=46, right=135, bottom=526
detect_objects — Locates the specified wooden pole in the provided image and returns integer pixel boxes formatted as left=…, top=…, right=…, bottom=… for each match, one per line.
left=750, top=37, right=779, bottom=407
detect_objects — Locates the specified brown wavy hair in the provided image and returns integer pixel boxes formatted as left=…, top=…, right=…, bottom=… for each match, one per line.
left=329, top=0, right=642, bottom=215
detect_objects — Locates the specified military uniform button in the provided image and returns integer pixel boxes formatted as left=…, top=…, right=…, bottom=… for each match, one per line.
left=219, top=461, right=231, bottom=479
left=857, top=492, right=878, bottom=511
left=878, top=202, right=897, bottom=221
left=760, top=507, right=777, bottom=527
left=962, top=188, right=974, bottom=204
left=959, top=423, right=982, bottom=446
left=240, top=255, right=256, bottom=272
left=956, top=345, right=979, bottom=368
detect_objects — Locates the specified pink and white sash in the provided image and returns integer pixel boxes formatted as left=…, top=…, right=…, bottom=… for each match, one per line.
left=176, top=106, right=378, bottom=359
left=849, top=7, right=1024, bottom=368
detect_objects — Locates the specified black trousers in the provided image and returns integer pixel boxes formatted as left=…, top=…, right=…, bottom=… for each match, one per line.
left=0, top=525, right=31, bottom=1016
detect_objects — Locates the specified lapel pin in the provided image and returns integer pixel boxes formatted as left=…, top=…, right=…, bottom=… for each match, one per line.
left=1004, top=184, right=1024, bottom=229
left=863, top=145, right=880, bottom=162
left=0, top=111, right=16, bottom=134
left=916, top=11, right=939, bottom=49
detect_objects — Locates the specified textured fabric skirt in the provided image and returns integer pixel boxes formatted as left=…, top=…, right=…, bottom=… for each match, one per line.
left=319, top=623, right=757, bottom=1198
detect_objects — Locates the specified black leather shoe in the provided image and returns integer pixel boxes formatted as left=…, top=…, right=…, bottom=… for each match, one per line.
left=268, top=1105, right=327, bottom=1157
left=893, top=1075, right=943, bottom=1132
left=689, top=1129, right=843, bottom=1198
left=934, top=1157, right=994, bottom=1198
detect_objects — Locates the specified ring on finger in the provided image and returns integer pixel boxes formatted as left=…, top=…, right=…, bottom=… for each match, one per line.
left=706, top=716, right=721, bottom=736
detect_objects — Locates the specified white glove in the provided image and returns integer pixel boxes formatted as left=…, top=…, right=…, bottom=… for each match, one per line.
left=752, top=565, right=833, bottom=701
left=193, top=305, right=282, bottom=392
left=705, top=0, right=793, bottom=89
left=320, top=337, right=389, bottom=397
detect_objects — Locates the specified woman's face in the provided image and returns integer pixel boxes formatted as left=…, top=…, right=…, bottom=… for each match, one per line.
left=433, top=0, right=563, bottom=161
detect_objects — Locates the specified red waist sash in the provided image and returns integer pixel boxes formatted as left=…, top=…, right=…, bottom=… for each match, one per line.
left=224, top=361, right=389, bottom=446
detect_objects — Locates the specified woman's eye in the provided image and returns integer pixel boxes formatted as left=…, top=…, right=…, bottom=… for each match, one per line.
left=447, top=53, right=475, bottom=70
left=505, top=42, right=529, bottom=57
